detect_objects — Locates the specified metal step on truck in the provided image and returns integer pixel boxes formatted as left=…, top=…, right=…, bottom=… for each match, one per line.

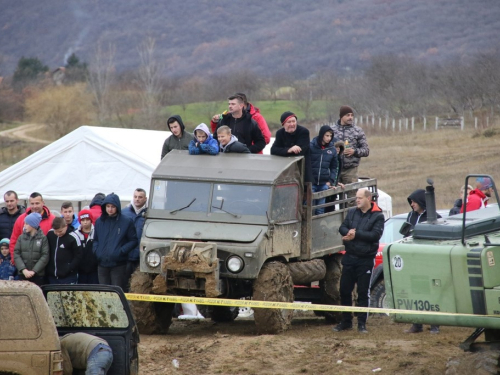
left=130, top=150, right=379, bottom=334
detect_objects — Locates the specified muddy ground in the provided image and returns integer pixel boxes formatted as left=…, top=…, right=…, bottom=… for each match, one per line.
left=137, top=312, right=477, bottom=375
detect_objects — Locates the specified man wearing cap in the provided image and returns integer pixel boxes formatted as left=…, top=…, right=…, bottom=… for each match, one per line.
left=13, top=212, right=49, bottom=286
left=271, top=111, right=312, bottom=182
left=460, top=177, right=494, bottom=213
left=9, top=192, right=55, bottom=262
left=122, top=188, right=148, bottom=291
left=214, top=95, right=266, bottom=154
left=330, top=106, right=370, bottom=205
left=93, top=193, right=137, bottom=290
left=74, top=209, right=99, bottom=284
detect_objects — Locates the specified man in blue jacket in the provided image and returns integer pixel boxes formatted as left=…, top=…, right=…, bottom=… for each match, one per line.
left=93, top=193, right=137, bottom=290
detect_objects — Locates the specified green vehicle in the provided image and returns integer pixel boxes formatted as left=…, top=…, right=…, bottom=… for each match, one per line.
left=384, top=175, right=500, bottom=371
left=131, top=150, right=379, bottom=334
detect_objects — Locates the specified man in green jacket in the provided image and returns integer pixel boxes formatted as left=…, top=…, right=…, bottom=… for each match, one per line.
left=161, top=115, right=194, bottom=159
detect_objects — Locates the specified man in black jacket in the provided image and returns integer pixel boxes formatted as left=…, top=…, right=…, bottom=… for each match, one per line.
left=333, top=189, right=384, bottom=334
left=46, top=217, right=83, bottom=284
left=0, top=190, right=25, bottom=240
left=214, top=95, right=265, bottom=154
left=271, top=111, right=312, bottom=183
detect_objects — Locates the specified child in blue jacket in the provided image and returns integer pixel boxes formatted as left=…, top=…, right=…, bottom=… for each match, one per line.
left=189, top=123, right=219, bottom=155
left=0, top=238, right=17, bottom=280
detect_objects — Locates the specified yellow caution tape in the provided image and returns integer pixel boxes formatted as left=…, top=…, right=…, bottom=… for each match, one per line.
left=125, top=293, right=487, bottom=317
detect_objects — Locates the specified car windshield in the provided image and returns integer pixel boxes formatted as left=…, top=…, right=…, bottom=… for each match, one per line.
left=380, top=216, right=406, bottom=244
left=151, top=180, right=271, bottom=217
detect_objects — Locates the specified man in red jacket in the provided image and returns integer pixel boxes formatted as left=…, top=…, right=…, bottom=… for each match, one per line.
left=460, top=177, right=494, bottom=213
left=9, top=192, right=55, bottom=260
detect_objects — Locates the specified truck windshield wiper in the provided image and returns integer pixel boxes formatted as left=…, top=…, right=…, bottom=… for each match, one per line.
left=212, top=199, right=240, bottom=218
left=170, top=198, right=196, bottom=214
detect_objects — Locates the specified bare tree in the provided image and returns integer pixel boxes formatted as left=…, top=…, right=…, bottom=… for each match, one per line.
left=87, top=41, right=116, bottom=124
left=136, top=37, right=164, bottom=129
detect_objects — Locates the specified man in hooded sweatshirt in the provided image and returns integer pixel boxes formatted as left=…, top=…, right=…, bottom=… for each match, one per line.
left=189, top=123, right=219, bottom=155
left=310, top=125, right=338, bottom=215
left=93, top=193, right=138, bottom=290
left=161, top=115, right=194, bottom=159
left=404, top=188, right=441, bottom=334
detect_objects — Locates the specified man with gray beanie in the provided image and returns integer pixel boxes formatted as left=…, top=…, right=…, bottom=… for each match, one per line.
left=330, top=106, right=369, bottom=206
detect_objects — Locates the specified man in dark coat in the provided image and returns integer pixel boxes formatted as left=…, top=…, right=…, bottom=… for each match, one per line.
left=214, top=95, right=265, bottom=154
left=46, top=217, right=83, bottom=284
left=93, top=193, right=137, bottom=290
left=333, top=189, right=384, bottom=334
left=74, top=209, right=99, bottom=284
left=271, top=111, right=312, bottom=183
left=0, top=190, right=25, bottom=240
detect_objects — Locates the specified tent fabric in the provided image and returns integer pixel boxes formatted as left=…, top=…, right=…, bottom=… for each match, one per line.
left=0, top=126, right=171, bottom=202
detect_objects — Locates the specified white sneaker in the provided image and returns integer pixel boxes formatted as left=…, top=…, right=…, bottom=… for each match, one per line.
left=238, top=307, right=254, bottom=318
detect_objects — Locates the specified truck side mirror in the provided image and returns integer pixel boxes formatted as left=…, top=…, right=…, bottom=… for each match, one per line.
left=399, top=222, right=413, bottom=237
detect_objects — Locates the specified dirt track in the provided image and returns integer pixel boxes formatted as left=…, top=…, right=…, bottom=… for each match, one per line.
left=138, top=312, right=475, bottom=374
left=0, top=123, right=50, bottom=144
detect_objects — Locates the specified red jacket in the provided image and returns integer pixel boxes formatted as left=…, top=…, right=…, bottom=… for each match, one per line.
left=9, top=206, right=55, bottom=260
left=210, top=103, right=271, bottom=153
left=460, top=189, right=487, bottom=213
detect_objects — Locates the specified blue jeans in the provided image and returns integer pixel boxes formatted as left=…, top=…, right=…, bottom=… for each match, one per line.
left=86, top=343, right=113, bottom=375
left=312, top=184, right=329, bottom=215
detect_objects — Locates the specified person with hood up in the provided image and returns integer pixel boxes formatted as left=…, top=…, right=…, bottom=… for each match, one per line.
left=9, top=192, right=55, bottom=262
left=188, top=123, right=219, bottom=155
left=271, top=111, right=312, bottom=183
left=13, top=212, right=49, bottom=286
left=93, top=193, right=138, bottom=290
left=310, top=125, right=338, bottom=215
left=403, top=188, right=441, bottom=334
left=89, top=192, right=106, bottom=221
left=0, top=238, right=17, bottom=280
left=217, top=126, right=250, bottom=153
left=161, top=115, right=194, bottom=159
left=460, top=177, right=494, bottom=213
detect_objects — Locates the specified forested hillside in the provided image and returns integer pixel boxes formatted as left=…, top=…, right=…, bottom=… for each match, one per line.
left=1, top=0, right=499, bottom=77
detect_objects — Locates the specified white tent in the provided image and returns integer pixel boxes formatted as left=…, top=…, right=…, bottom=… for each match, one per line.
left=0, top=126, right=170, bottom=203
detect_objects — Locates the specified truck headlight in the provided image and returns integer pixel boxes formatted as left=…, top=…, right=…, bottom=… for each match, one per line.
left=146, top=251, right=161, bottom=268
left=226, top=256, right=244, bottom=273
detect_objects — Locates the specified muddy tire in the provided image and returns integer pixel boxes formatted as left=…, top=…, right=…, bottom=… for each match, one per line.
left=211, top=306, right=239, bottom=322
left=253, top=262, right=294, bottom=334
left=316, top=254, right=342, bottom=323
left=129, top=270, right=174, bottom=334
left=370, top=279, right=389, bottom=316
left=288, top=259, right=326, bottom=284
left=446, top=350, right=500, bottom=375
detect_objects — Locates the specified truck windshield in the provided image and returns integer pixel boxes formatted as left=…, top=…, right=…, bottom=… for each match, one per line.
left=151, top=180, right=271, bottom=216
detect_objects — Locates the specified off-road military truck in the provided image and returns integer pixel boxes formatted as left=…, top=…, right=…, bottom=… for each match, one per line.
left=131, top=150, right=378, bottom=334
left=383, top=175, right=500, bottom=372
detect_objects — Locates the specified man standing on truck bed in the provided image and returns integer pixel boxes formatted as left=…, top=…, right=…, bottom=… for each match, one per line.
left=333, top=188, right=384, bottom=334
left=161, top=115, right=194, bottom=159
left=330, top=106, right=369, bottom=206
left=213, top=95, right=266, bottom=154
